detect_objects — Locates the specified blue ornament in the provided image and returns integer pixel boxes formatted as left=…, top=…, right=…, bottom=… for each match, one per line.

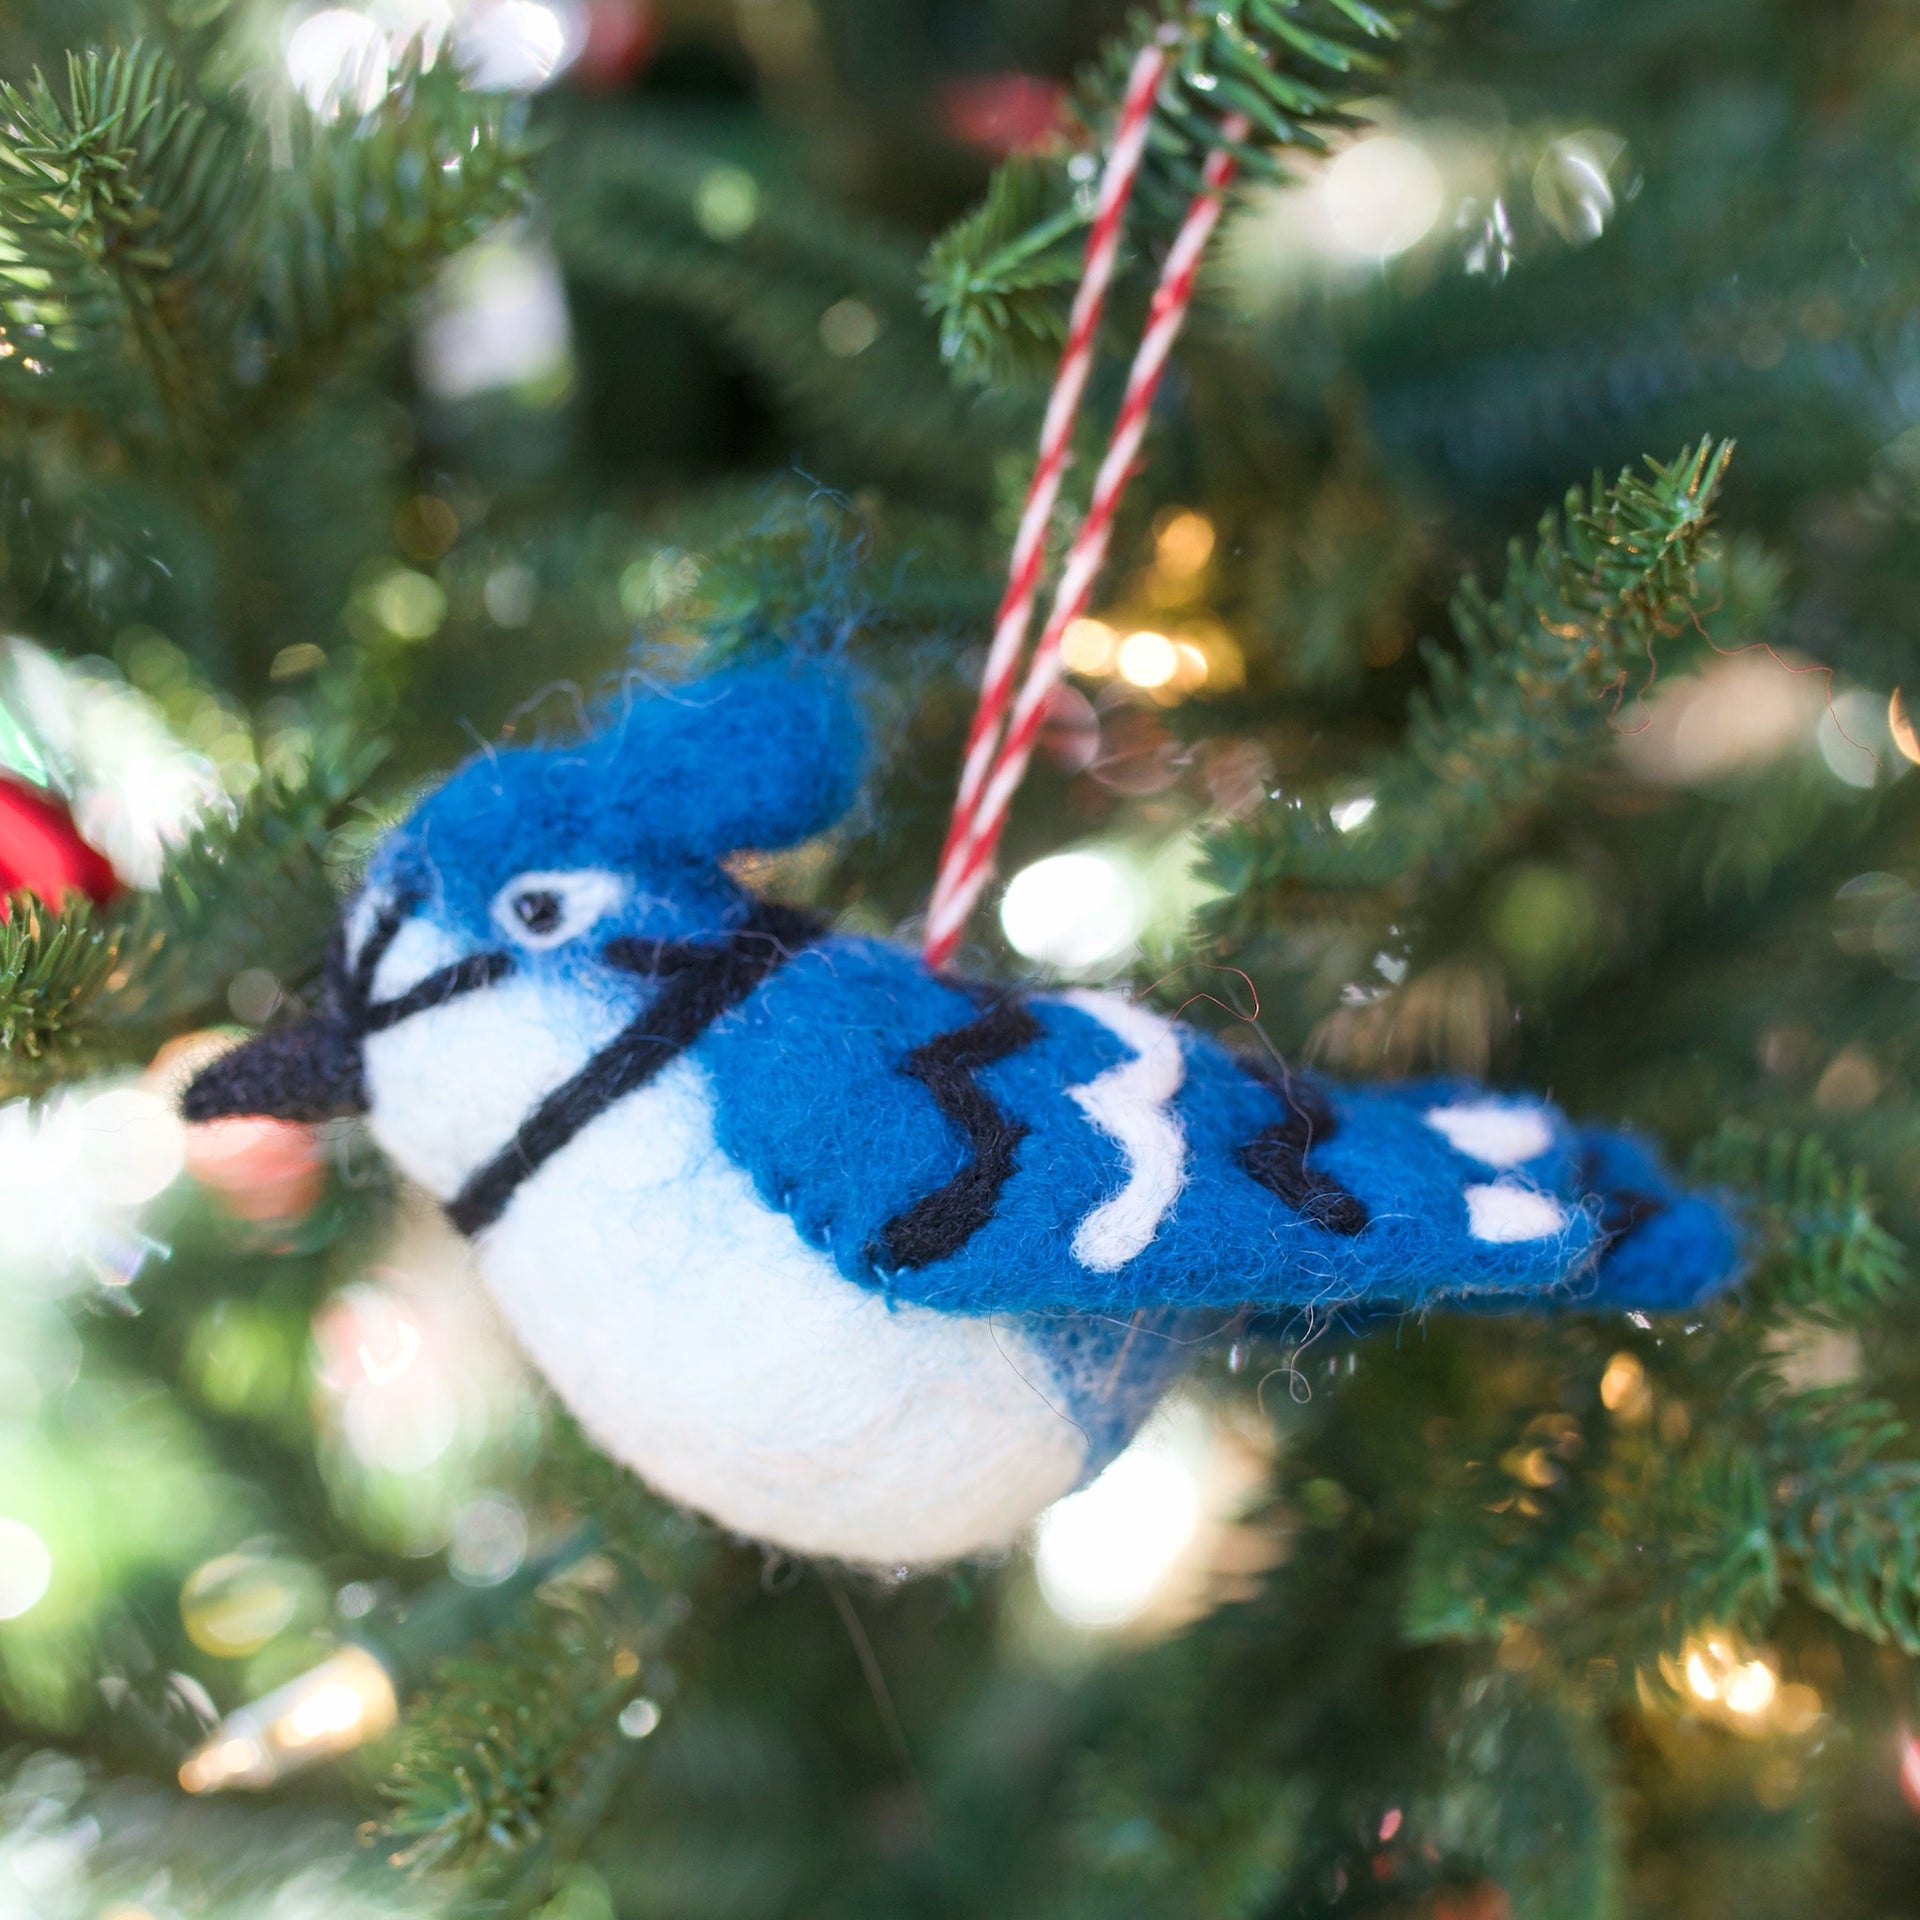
left=186, top=659, right=1743, bottom=1564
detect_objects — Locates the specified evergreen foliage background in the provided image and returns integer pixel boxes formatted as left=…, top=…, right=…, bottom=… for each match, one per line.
left=2, top=2, right=1919, bottom=1916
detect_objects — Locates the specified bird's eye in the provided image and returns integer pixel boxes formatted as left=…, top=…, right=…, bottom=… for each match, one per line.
left=491, top=870, right=628, bottom=951
left=514, top=890, right=563, bottom=936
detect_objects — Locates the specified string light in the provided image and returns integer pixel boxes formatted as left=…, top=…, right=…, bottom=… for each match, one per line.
left=1061, top=618, right=1118, bottom=676
left=1034, top=1414, right=1204, bottom=1629
left=1116, top=630, right=1180, bottom=689
left=1599, top=1350, right=1652, bottom=1422
left=1666, top=1633, right=1822, bottom=1737
left=178, top=1645, right=398, bottom=1793
left=999, top=848, right=1147, bottom=976
left=1153, top=509, right=1216, bottom=578
left=1316, top=135, right=1443, bottom=260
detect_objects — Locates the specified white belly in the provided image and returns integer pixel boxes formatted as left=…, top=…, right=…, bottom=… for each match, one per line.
left=471, top=1056, right=1089, bottom=1566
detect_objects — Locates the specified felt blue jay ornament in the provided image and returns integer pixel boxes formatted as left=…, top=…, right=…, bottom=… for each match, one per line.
left=184, top=659, right=1742, bottom=1567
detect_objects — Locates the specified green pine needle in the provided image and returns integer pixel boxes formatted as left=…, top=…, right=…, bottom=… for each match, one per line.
left=0, top=742, right=383, bottom=1096
left=1693, top=1123, right=1908, bottom=1325
left=107, top=737, right=387, bottom=1033
left=1204, top=437, right=1734, bottom=931
left=0, top=43, right=258, bottom=440
left=249, top=50, right=530, bottom=420
left=381, top=1585, right=644, bottom=1876
left=0, top=40, right=529, bottom=457
left=551, top=129, right=1008, bottom=500
left=923, top=0, right=1414, bottom=386
left=0, top=894, right=131, bottom=1094
left=1766, top=1388, right=1920, bottom=1653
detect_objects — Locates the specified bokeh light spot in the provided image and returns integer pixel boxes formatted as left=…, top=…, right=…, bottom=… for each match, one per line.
left=0, top=1517, right=52, bottom=1620
left=1000, top=849, right=1146, bottom=976
left=1317, top=135, right=1443, bottom=260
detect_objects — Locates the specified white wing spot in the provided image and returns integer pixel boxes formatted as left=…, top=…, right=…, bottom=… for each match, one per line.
left=1426, top=1100, right=1554, bottom=1169
left=1060, top=990, right=1187, bottom=1273
left=1465, top=1180, right=1568, bottom=1243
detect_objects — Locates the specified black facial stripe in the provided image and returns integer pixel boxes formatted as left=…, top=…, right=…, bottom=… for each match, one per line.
left=446, top=903, right=823, bottom=1239
left=603, top=934, right=734, bottom=981
left=1233, top=1061, right=1370, bottom=1237
left=362, top=951, right=515, bottom=1033
left=350, top=893, right=416, bottom=1003
left=872, top=998, right=1042, bottom=1273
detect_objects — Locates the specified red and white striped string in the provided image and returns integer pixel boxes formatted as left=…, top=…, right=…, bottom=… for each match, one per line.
left=923, top=47, right=1247, bottom=969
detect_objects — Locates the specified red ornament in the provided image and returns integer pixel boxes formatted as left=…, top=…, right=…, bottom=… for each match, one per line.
left=1899, top=1726, right=1920, bottom=1815
left=0, top=776, right=118, bottom=913
left=937, top=74, right=1068, bottom=156
left=573, top=0, right=658, bottom=91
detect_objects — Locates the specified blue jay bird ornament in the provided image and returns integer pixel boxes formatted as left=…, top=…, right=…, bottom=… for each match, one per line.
left=184, top=658, right=1742, bottom=1567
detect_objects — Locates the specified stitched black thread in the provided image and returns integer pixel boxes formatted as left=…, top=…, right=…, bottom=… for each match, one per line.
left=874, top=999, right=1042, bottom=1271
left=1233, top=1063, right=1370, bottom=1237
left=447, top=903, right=822, bottom=1238
left=362, top=951, right=516, bottom=1031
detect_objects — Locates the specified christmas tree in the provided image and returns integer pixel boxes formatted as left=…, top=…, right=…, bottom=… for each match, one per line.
left=2, top=2, right=1919, bottom=1915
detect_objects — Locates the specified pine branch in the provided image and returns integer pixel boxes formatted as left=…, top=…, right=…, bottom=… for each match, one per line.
left=548, top=127, right=1010, bottom=503
left=923, top=0, right=1414, bottom=386
left=921, top=158, right=1088, bottom=389
left=0, top=742, right=384, bottom=1097
left=1764, top=1388, right=1920, bottom=1653
left=1422, top=1675, right=1618, bottom=1920
left=0, top=894, right=133, bottom=1096
left=0, top=40, right=529, bottom=460
left=106, top=736, right=387, bottom=1031
left=1204, top=438, right=1733, bottom=934
left=0, top=43, right=259, bottom=445
left=247, top=52, right=531, bottom=420
left=1404, top=1393, right=1783, bottom=1667
left=1692, top=1124, right=1907, bottom=1325
left=382, top=1582, right=644, bottom=1876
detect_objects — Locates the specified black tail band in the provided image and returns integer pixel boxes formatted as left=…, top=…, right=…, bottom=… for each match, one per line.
left=1235, top=1065, right=1370, bottom=1237
left=872, top=998, right=1042, bottom=1273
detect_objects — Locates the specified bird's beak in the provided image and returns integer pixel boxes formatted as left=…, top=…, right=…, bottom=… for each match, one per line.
left=181, top=1014, right=368, bottom=1123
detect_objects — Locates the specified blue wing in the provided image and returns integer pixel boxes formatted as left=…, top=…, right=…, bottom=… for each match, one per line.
left=696, top=935, right=1742, bottom=1318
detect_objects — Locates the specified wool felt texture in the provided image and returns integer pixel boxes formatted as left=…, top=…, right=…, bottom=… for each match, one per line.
left=183, top=657, right=1747, bottom=1564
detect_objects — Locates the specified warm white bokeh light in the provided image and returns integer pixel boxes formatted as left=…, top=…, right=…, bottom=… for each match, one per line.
left=1818, top=687, right=1899, bottom=790
left=0, top=1517, right=53, bottom=1621
left=1034, top=1418, right=1203, bottom=1629
left=179, top=1646, right=399, bottom=1792
left=72, top=1088, right=186, bottom=1208
left=367, top=0, right=456, bottom=47
left=1000, top=849, right=1147, bottom=975
left=1723, top=1659, right=1779, bottom=1717
left=1317, top=135, right=1444, bottom=260
left=1061, top=617, right=1118, bottom=676
left=457, top=0, right=584, bottom=90
left=286, top=9, right=392, bottom=114
left=417, top=234, right=574, bottom=400
left=1116, top=629, right=1180, bottom=689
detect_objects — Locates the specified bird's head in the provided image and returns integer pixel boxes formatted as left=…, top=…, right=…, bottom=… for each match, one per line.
left=182, top=658, right=864, bottom=1191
